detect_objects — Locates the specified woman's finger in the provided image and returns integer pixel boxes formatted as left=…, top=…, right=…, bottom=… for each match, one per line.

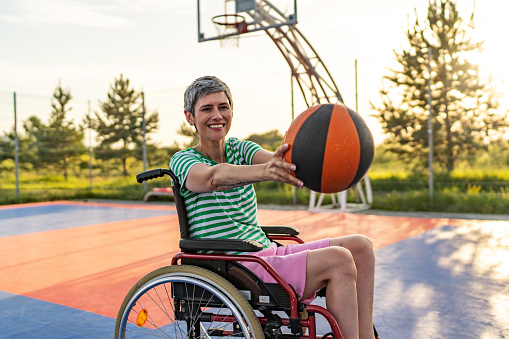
left=272, top=157, right=295, bottom=172
left=272, top=145, right=297, bottom=171
left=273, top=143, right=289, bottom=158
left=273, top=167, right=303, bottom=187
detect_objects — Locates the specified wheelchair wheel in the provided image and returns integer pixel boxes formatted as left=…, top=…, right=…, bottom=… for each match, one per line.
left=115, top=265, right=264, bottom=338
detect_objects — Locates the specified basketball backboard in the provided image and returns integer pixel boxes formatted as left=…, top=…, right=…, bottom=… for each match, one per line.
left=197, top=0, right=297, bottom=43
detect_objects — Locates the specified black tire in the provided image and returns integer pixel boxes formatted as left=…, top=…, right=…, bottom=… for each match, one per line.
left=115, top=265, right=264, bottom=338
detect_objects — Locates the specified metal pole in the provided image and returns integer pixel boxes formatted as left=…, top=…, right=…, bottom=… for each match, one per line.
left=427, top=47, right=434, bottom=204
left=290, top=73, right=297, bottom=204
left=88, top=100, right=93, bottom=191
left=354, top=59, right=360, bottom=204
left=354, top=58, right=373, bottom=205
left=355, top=59, right=358, bottom=112
left=141, top=91, right=148, bottom=192
left=13, top=92, right=20, bottom=200
left=291, top=72, right=295, bottom=122
left=197, top=0, right=202, bottom=41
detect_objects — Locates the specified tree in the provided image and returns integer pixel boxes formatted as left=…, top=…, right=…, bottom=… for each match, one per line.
left=23, top=116, right=48, bottom=169
left=92, top=74, right=159, bottom=176
left=175, top=126, right=284, bottom=153
left=48, top=85, right=86, bottom=179
left=246, top=129, right=283, bottom=151
left=0, top=132, right=14, bottom=162
left=176, top=122, right=199, bottom=148
left=0, top=129, right=37, bottom=172
left=0, top=132, right=15, bottom=172
left=372, top=0, right=509, bottom=172
left=23, top=84, right=85, bottom=179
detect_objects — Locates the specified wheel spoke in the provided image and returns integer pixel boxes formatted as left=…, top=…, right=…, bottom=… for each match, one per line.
left=115, top=265, right=263, bottom=339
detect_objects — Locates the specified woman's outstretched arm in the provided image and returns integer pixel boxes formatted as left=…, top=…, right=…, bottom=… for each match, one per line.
left=185, top=144, right=303, bottom=193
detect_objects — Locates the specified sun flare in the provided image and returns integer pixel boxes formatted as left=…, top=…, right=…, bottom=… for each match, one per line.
left=473, top=1, right=509, bottom=107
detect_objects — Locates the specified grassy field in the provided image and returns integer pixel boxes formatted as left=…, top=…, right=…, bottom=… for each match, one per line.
left=1, top=165, right=508, bottom=215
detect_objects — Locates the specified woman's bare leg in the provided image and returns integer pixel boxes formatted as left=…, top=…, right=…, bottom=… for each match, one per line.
left=330, top=235, right=375, bottom=339
left=302, top=246, right=359, bottom=338
left=301, top=235, right=375, bottom=339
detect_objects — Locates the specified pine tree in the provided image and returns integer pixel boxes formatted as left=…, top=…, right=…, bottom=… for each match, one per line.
left=92, top=74, right=159, bottom=176
left=373, top=0, right=509, bottom=172
left=23, top=84, right=85, bottom=179
left=0, top=132, right=14, bottom=164
left=49, top=85, right=85, bottom=179
left=177, top=122, right=199, bottom=148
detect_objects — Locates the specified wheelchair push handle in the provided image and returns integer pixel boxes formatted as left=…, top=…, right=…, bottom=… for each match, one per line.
left=136, top=168, right=175, bottom=184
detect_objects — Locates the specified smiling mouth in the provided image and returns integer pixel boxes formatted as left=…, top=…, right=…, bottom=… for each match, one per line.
left=208, top=124, right=225, bottom=129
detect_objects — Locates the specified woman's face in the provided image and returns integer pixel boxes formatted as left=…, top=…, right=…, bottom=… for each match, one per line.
left=186, top=91, right=232, bottom=142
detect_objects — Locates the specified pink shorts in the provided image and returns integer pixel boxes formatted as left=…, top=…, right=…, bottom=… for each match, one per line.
left=240, top=238, right=330, bottom=304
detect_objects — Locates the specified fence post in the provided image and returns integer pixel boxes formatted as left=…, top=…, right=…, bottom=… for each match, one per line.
left=290, top=72, right=297, bottom=205
left=427, top=47, right=434, bottom=204
left=141, top=91, right=147, bottom=192
left=88, top=100, right=93, bottom=191
left=13, top=92, right=20, bottom=200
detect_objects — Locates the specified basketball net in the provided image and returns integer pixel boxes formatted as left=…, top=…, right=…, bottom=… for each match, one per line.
left=212, top=14, right=247, bottom=49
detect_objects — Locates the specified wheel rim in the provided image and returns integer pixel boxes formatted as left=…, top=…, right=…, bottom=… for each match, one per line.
left=118, top=272, right=258, bottom=338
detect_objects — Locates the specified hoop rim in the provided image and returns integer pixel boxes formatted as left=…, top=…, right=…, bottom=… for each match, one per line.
left=211, top=13, right=246, bottom=26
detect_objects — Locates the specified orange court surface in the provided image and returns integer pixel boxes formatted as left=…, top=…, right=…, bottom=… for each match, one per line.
left=1, top=200, right=508, bottom=338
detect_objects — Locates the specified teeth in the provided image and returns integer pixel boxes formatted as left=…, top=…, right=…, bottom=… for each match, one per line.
left=209, top=124, right=224, bottom=128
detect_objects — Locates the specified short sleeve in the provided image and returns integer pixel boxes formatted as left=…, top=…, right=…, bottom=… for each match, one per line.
left=169, top=150, right=203, bottom=197
left=240, top=140, right=263, bottom=165
left=229, top=139, right=263, bottom=165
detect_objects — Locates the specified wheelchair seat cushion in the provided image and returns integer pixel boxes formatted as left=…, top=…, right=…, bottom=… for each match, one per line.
left=239, top=238, right=330, bottom=304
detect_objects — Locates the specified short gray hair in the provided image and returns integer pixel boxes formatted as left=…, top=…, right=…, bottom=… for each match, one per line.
left=184, top=76, right=233, bottom=116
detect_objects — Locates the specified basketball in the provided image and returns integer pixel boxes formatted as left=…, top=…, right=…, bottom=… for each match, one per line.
left=283, top=103, right=374, bottom=193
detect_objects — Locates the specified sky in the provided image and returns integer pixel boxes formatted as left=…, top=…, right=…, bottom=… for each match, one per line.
left=1, top=0, right=508, bottom=148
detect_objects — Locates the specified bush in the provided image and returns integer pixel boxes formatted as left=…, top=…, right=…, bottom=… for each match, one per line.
left=1, top=167, right=508, bottom=216
left=371, top=189, right=509, bottom=214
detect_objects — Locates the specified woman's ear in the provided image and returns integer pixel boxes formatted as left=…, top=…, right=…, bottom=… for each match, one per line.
left=184, top=110, right=194, bottom=126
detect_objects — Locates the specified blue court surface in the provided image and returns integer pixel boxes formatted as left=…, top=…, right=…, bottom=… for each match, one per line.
left=372, top=223, right=509, bottom=338
left=0, top=202, right=173, bottom=237
left=0, top=290, right=116, bottom=338
left=313, top=223, right=509, bottom=338
left=0, top=201, right=508, bottom=338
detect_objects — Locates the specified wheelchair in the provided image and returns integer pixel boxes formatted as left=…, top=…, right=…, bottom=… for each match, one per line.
left=115, top=169, right=379, bottom=339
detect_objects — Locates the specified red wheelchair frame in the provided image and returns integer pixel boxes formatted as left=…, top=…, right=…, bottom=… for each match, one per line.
left=171, top=251, right=343, bottom=338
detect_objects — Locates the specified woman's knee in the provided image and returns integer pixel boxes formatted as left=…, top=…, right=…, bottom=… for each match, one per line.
left=305, top=247, right=356, bottom=292
left=335, top=234, right=374, bottom=258
left=354, top=234, right=374, bottom=253
left=326, top=246, right=357, bottom=280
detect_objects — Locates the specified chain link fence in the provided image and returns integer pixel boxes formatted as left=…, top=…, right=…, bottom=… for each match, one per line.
left=1, top=90, right=508, bottom=213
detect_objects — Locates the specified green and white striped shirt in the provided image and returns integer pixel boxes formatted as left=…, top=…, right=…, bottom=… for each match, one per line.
left=169, top=138, right=271, bottom=249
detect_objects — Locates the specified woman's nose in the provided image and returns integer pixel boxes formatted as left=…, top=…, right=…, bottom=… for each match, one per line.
left=211, top=108, right=222, bottom=119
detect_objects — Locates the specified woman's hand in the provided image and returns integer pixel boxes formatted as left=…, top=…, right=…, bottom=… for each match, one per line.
left=186, top=144, right=304, bottom=193
left=264, top=144, right=304, bottom=188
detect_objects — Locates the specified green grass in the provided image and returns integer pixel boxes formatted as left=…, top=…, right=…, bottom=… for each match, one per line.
left=0, top=172, right=173, bottom=205
left=1, top=169, right=508, bottom=215
left=371, top=189, right=509, bottom=215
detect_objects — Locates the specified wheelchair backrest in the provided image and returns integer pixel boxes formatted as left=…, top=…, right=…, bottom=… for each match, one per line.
left=136, top=168, right=190, bottom=239
left=170, top=172, right=191, bottom=239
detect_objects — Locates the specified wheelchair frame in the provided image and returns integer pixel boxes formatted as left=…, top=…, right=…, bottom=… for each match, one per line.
left=115, top=168, right=377, bottom=338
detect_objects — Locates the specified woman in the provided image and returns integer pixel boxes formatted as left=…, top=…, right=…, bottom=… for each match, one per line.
left=170, top=75, right=375, bottom=339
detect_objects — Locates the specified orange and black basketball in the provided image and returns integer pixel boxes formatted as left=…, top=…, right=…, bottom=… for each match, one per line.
left=283, top=103, right=374, bottom=193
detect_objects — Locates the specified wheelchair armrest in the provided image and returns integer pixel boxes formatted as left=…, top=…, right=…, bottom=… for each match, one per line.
left=179, top=238, right=264, bottom=253
left=260, top=225, right=300, bottom=236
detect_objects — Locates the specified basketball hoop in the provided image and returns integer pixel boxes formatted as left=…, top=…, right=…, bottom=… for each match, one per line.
left=212, top=14, right=248, bottom=49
